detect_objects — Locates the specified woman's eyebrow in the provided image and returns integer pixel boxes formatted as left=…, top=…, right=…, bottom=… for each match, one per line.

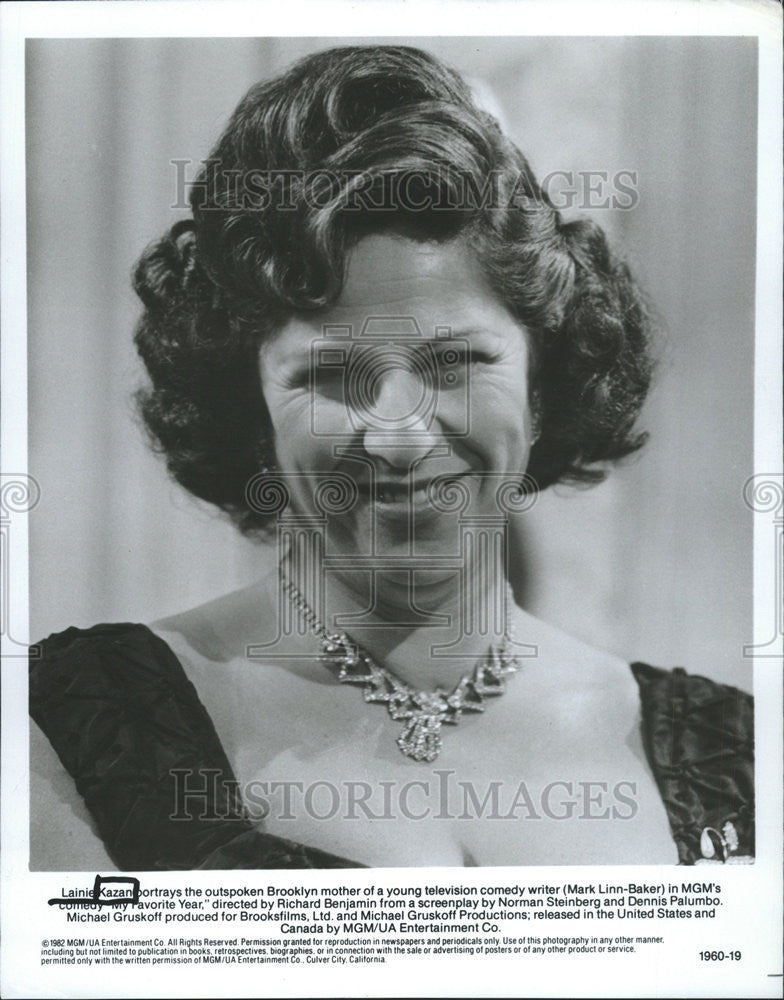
left=437, top=326, right=515, bottom=349
left=441, top=326, right=507, bottom=339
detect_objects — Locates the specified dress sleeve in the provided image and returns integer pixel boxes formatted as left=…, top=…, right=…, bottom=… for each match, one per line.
left=30, top=624, right=361, bottom=870
left=631, top=662, right=754, bottom=865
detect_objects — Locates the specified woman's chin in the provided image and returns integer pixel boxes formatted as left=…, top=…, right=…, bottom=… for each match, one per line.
left=371, top=568, right=463, bottom=615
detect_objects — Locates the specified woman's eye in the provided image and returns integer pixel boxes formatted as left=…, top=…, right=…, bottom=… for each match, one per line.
left=435, top=346, right=493, bottom=387
left=438, top=347, right=468, bottom=364
left=436, top=345, right=494, bottom=364
left=312, top=368, right=345, bottom=399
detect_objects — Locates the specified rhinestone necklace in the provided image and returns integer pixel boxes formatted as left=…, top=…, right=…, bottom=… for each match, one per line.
left=283, top=577, right=521, bottom=763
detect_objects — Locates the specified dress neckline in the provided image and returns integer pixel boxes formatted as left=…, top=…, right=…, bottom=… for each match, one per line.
left=30, top=622, right=755, bottom=868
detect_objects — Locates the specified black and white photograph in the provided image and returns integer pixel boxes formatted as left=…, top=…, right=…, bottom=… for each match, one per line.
left=26, top=32, right=759, bottom=871
left=1, top=1, right=782, bottom=998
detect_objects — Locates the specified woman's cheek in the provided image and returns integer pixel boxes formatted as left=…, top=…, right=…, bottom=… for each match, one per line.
left=281, top=398, right=349, bottom=471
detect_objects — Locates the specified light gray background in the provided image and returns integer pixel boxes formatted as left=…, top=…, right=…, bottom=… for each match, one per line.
left=27, top=36, right=757, bottom=686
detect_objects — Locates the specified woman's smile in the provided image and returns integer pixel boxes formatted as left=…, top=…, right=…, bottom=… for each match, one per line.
left=360, top=479, right=429, bottom=508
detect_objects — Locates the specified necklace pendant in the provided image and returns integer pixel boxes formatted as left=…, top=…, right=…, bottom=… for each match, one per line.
left=283, top=575, right=521, bottom=765
left=397, top=710, right=444, bottom=763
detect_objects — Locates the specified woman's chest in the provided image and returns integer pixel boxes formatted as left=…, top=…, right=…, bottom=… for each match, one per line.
left=197, top=659, right=678, bottom=868
left=240, top=747, right=676, bottom=868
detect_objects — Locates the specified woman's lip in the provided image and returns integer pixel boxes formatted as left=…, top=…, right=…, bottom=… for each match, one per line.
left=350, top=481, right=440, bottom=514
left=355, top=482, right=430, bottom=503
left=351, top=477, right=476, bottom=516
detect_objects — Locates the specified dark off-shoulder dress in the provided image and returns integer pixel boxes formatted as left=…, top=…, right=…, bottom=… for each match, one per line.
left=29, top=624, right=755, bottom=871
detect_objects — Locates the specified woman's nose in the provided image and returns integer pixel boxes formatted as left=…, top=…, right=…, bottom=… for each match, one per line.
left=359, top=365, right=439, bottom=464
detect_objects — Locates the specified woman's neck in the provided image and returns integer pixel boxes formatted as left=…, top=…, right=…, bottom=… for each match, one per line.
left=280, top=557, right=515, bottom=691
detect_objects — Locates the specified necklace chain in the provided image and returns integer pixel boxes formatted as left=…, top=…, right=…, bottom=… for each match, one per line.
left=282, top=577, right=521, bottom=763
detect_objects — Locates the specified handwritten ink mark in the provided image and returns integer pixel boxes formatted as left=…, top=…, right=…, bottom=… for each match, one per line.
left=48, top=875, right=140, bottom=907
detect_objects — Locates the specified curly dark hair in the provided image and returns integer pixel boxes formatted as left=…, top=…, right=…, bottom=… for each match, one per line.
left=133, top=45, right=654, bottom=536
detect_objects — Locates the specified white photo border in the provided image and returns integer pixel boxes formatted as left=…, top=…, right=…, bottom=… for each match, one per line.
left=2, top=2, right=781, bottom=999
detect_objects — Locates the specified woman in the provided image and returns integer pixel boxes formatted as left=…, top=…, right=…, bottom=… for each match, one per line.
left=29, top=45, right=753, bottom=870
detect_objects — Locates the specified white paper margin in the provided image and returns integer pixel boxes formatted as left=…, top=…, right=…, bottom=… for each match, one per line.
left=2, top=2, right=782, bottom=998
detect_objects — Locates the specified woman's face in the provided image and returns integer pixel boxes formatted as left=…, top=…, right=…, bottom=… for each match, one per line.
left=259, top=233, right=537, bottom=608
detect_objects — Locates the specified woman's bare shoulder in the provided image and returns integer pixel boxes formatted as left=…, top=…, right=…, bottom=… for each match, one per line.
left=510, top=604, right=633, bottom=683
left=505, top=602, right=645, bottom=736
left=151, top=565, right=277, bottom=663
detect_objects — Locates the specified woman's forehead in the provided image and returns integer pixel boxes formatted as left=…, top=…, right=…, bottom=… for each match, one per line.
left=341, top=233, right=479, bottom=298
left=324, top=233, right=516, bottom=334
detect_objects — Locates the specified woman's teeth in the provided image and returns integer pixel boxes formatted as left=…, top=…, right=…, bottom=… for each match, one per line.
left=375, top=484, right=428, bottom=504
